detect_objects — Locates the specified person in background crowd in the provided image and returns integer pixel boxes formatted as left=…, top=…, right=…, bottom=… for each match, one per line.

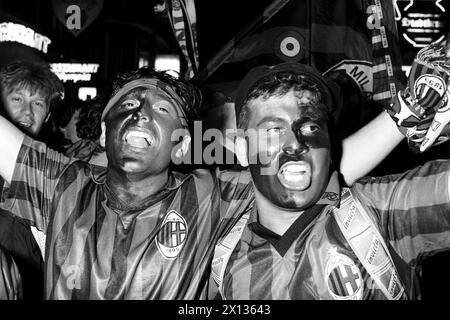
left=48, top=98, right=84, bottom=153
left=0, top=60, right=64, bottom=300
left=65, top=98, right=106, bottom=164
left=50, top=98, right=106, bottom=165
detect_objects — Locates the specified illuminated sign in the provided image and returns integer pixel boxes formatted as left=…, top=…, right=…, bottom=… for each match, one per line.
left=394, top=0, right=447, bottom=47
left=78, top=87, right=97, bottom=101
left=0, top=22, right=51, bottom=53
left=155, top=54, right=180, bottom=78
left=50, top=63, right=100, bottom=82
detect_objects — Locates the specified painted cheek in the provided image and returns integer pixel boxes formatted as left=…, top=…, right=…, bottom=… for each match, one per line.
left=301, top=133, right=329, bottom=149
left=291, top=121, right=329, bottom=149
left=108, top=108, right=132, bottom=129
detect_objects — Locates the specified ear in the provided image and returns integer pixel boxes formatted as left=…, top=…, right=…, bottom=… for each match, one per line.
left=100, top=121, right=106, bottom=148
left=234, top=136, right=248, bottom=167
left=174, top=134, right=191, bottom=159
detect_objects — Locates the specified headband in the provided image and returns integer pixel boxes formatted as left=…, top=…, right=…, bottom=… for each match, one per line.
left=101, top=78, right=188, bottom=127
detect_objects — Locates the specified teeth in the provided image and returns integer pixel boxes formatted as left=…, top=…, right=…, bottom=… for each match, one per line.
left=283, top=174, right=305, bottom=182
left=282, top=164, right=306, bottom=173
left=278, top=162, right=311, bottom=190
left=125, top=131, right=153, bottom=145
left=19, top=122, right=32, bottom=127
left=125, top=131, right=151, bottom=140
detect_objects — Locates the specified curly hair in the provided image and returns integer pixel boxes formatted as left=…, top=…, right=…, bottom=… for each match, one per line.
left=76, top=98, right=105, bottom=140
left=111, top=67, right=202, bottom=132
left=52, top=99, right=83, bottom=130
left=0, top=60, right=64, bottom=114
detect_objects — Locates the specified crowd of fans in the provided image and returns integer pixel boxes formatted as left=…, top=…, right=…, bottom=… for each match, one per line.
left=0, top=34, right=449, bottom=300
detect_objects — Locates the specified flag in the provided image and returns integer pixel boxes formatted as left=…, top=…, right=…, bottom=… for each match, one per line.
left=196, top=0, right=405, bottom=122
left=157, top=0, right=200, bottom=79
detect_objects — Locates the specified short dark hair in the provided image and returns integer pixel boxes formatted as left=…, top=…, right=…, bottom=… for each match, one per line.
left=0, top=60, right=64, bottom=114
left=52, top=99, right=84, bottom=130
left=110, top=67, right=201, bottom=133
left=238, top=72, right=328, bottom=130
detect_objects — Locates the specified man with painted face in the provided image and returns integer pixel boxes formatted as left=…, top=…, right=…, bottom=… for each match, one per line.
left=0, top=67, right=258, bottom=299
left=0, top=60, right=64, bottom=299
left=210, top=61, right=450, bottom=300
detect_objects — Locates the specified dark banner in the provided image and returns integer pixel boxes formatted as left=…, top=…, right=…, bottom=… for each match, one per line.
left=197, top=0, right=405, bottom=115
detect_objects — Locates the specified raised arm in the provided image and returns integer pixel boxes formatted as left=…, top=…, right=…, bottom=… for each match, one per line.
left=339, top=111, right=403, bottom=186
left=341, top=34, right=450, bottom=185
left=0, top=115, right=25, bottom=184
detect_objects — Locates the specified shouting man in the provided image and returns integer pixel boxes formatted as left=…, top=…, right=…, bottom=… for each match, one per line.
left=210, top=48, right=450, bottom=300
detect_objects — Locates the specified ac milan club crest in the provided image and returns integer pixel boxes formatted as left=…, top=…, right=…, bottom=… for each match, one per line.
left=325, top=248, right=363, bottom=300
left=414, top=74, right=447, bottom=111
left=156, top=210, right=188, bottom=259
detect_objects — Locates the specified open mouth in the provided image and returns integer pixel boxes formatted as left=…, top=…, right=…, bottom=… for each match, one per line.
left=277, top=161, right=312, bottom=190
left=123, top=129, right=154, bottom=149
left=18, top=121, right=32, bottom=128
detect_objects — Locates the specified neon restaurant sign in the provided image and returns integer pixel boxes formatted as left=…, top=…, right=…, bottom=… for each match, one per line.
left=0, top=22, right=51, bottom=53
left=50, top=63, right=100, bottom=82
left=394, top=0, right=447, bottom=48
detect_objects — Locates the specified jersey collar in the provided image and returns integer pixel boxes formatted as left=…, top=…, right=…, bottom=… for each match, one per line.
left=316, top=171, right=341, bottom=207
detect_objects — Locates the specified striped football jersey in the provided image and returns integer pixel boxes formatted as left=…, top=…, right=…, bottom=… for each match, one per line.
left=216, top=161, right=450, bottom=300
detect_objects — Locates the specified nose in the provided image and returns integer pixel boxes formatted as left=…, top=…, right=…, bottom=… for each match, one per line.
left=22, top=101, right=33, bottom=117
left=131, top=104, right=152, bottom=122
left=281, top=129, right=307, bottom=155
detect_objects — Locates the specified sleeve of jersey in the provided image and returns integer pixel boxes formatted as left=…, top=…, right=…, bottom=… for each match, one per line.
left=351, top=160, right=450, bottom=265
left=3, top=136, right=73, bottom=233
left=215, top=169, right=254, bottom=219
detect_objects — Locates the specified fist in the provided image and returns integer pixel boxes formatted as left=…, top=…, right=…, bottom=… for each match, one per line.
left=386, top=34, right=450, bottom=153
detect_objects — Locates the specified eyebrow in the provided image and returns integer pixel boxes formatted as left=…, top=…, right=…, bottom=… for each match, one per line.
left=120, top=92, right=178, bottom=116
left=153, top=100, right=178, bottom=116
left=120, top=92, right=139, bottom=101
left=120, top=91, right=170, bottom=104
left=8, top=90, right=46, bottom=100
left=256, top=116, right=286, bottom=127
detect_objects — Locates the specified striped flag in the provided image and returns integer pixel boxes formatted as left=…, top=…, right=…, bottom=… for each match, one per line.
left=196, top=0, right=405, bottom=114
left=156, top=0, right=200, bottom=79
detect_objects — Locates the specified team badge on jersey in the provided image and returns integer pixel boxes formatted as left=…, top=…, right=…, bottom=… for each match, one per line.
left=325, top=248, right=363, bottom=300
left=156, top=210, right=188, bottom=259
